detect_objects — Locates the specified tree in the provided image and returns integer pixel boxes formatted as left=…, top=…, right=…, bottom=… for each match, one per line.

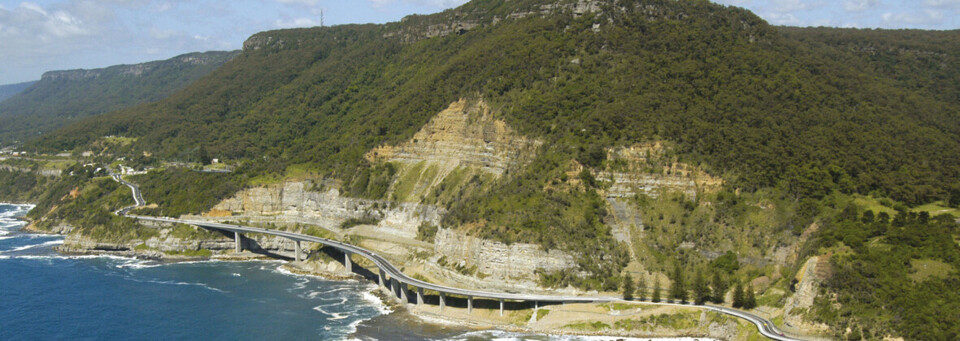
left=693, top=269, right=710, bottom=305
left=670, top=262, right=687, bottom=302
left=711, top=271, right=727, bottom=303
left=622, top=274, right=634, bottom=300
left=710, top=251, right=740, bottom=273
left=198, top=145, right=211, bottom=165
left=652, top=277, right=662, bottom=303
left=861, top=210, right=875, bottom=224
left=636, top=274, right=647, bottom=301
left=877, top=211, right=890, bottom=224
left=949, top=186, right=960, bottom=208
left=732, top=281, right=744, bottom=308
left=744, top=284, right=757, bottom=309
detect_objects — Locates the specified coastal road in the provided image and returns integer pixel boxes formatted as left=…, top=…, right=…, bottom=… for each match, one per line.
left=111, top=174, right=803, bottom=341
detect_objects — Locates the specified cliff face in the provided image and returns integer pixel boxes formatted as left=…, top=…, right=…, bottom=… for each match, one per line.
left=597, top=142, right=723, bottom=200
left=203, top=181, right=441, bottom=239
left=367, top=99, right=541, bottom=177
left=433, top=227, right=577, bottom=281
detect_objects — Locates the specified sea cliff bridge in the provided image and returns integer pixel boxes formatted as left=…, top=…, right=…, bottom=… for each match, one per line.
left=111, top=173, right=801, bottom=341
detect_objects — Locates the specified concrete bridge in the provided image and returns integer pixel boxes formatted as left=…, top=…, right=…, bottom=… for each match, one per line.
left=111, top=173, right=802, bottom=341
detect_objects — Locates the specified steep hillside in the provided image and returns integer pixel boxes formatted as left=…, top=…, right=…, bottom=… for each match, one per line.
left=33, top=0, right=960, bottom=205
left=0, top=51, right=238, bottom=144
left=10, top=2, right=960, bottom=338
left=0, top=81, right=36, bottom=103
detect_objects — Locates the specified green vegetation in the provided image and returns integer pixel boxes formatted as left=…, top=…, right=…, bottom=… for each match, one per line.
left=613, top=311, right=707, bottom=331
left=535, top=309, right=550, bottom=321
left=0, top=51, right=237, bottom=144
left=416, top=222, right=438, bottom=242
left=803, top=205, right=960, bottom=340
left=563, top=321, right=610, bottom=332
left=622, top=273, right=634, bottom=300
left=30, top=0, right=960, bottom=209
left=340, top=216, right=380, bottom=229
left=131, top=168, right=243, bottom=217
left=163, top=249, right=213, bottom=257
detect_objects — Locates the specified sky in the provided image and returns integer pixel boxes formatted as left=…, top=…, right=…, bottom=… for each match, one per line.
left=1, top=0, right=959, bottom=85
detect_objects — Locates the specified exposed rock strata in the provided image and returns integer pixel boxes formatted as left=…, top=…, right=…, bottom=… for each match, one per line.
left=366, top=99, right=541, bottom=177
left=433, top=227, right=578, bottom=282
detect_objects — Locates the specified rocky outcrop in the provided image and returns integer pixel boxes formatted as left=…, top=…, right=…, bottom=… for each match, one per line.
left=783, top=256, right=830, bottom=334
left=596, top=142, right=723, bottom=200
left=200, top=181, right=442, bottom=239
left=433, top=227, right=577, bottom=282
left=388, top=0, right=606, bottom=43
left=366, top=99, right=541, bottom=177
left=40, top=51, right=238, bottom=81
left=0, top=164, right=62, bottom=177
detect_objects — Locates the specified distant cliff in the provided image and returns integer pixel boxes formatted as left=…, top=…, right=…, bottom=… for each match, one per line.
left=0, top=51, right=239, bottom=144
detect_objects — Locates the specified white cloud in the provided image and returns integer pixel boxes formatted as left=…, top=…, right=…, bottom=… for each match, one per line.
left=925, top=0, right=960, bottom=6
left=881, top=10, right=942, bottom=26
left=274, top=17, right=319, bottom=28
left=844, top=0, right=878, bottom=12
left=762, top=12, right=802, bottom=25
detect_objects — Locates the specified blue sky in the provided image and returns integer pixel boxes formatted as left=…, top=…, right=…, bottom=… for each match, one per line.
left=1, top=0, right=959, bottom=84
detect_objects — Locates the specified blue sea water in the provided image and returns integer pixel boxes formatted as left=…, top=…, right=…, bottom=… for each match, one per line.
left=0, top=203, right=395, bottom=340
left=0, top=203, right=704, bottom=341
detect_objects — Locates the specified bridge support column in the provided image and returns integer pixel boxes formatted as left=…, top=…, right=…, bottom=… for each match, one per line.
left=234, top=232, right=242, bottom=253
left=499, top=299, right=504, bottom=316
left=416, top=287, right=424, bottom=307
left=378, top=269, right=386, bottom=288
left=467, top=296, right=473, bottom=314
left=439, top=292, right=445, bottom=312
left=344, top=251, right=352, bottom=273
left=294, top=240, right=301, bottom=262
left=399, top=282, right=408, bottom=304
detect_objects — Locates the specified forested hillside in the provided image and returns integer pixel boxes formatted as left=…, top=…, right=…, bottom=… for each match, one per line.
left=0, top=51, right=238, bottom=144
left=0, top=81, right=36, bottom=103
left=6, top=1, right=960, bottom=338
left=33, top=0, right=960, bottom=206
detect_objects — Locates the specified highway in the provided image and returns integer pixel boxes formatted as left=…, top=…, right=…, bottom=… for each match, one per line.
left=111, top=173, right=803, bottom=340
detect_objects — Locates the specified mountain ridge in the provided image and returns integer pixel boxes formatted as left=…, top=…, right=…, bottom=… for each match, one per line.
left=0, top=50, right=239, bottom=144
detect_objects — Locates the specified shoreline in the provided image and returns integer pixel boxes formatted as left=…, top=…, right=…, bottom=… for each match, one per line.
left=3, top=203, right=752, bottom=340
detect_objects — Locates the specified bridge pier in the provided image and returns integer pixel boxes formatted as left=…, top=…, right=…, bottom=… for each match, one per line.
left=234, top=232, right=242, bottom=252
left=344, top=251, right=352, bottom=273
left=294, top=240, right=301, bottom=261
left=378, top=269, right=386, bottom=288
left=499, top=299, right=504, bottom=316
left=399, top=282, right=408, bottom=304
left=467, top=296, right=473, bottom=314
left=439, top=292, right=445, bottom=312
left=416, top=287, right=424, bottom=307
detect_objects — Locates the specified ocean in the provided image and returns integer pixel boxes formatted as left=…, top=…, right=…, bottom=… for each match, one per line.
left=0, top=203, right=709, bottom=341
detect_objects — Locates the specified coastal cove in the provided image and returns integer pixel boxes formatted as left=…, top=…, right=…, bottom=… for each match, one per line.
left=0, top=203, right=720, bottom=341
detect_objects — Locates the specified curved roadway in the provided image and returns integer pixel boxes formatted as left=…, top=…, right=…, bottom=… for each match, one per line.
left=111, top=173, right=803, bottom=341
